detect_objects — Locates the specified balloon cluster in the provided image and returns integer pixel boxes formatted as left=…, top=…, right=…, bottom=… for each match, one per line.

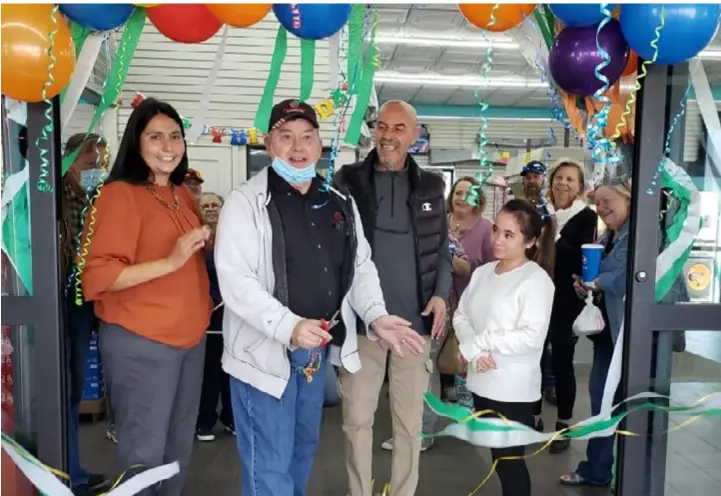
left=547, top=4, right=720, bottom=98
left=1, top=3, right=354, bottom=103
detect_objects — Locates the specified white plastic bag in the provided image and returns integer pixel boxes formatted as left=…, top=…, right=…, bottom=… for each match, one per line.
left=572, top=293, right=605, bottom=337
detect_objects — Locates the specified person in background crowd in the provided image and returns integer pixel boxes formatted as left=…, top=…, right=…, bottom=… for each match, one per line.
left=195, top=192, right=235, bottom=442
left=335, top=99, right=452, bottom=496
left=534, top=160, right=597, bottom=454
left=560, top=181, right=631, bottom=487
left=81, top=98, right=212, bottom=495
left=60, top=132, right=111, bottom=496
left=184, top=168, right=204, bottom=200
left=520, top=160, right=556, bottom=404
left=454, top=198, right=555, bottom=496
left=214, top=99, right=424, bottom=496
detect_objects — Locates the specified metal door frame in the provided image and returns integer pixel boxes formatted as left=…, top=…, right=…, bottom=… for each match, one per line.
left=617, top=64, right=721, bottom=495
left=1, top=97, right=67, bottom=474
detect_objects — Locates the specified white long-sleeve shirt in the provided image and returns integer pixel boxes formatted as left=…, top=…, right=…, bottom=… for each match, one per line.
left=453, top=260, right=555, bottom=403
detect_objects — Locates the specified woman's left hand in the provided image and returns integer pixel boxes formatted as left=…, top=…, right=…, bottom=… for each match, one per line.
left=474, top=354, right=496, bottom=373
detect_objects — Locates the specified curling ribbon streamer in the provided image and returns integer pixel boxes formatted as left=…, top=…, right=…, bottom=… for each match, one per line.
left=467, top=4, right=498, bottom=208
left=649, top=84, right=691, bottom=192
left=344, top=8, right=379, bottom=146
left=61, top=8, right=146, bottom=175
left=186, top=26, right=228, bottom=144
left=299, top=39, right=316, bottom=102
left=2, top=433, right=180, bottom=496
left=254, top=26, right=288, bottom=132
left=61, top=33, right=105, bottom=129
left=587, top=4, right=614, bottom=187
left=610, top=7, right=664, bottom=147
left=36, top=4, right=60, bottom=193
left=429, top=157, right=703, bottom=449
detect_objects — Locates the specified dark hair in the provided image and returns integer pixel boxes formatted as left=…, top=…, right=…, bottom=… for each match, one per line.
left=106, top=98, right=188, bottom=186
left=446, top=176, right=486, bottom=213
left=500, top=198, right=556, bottom=277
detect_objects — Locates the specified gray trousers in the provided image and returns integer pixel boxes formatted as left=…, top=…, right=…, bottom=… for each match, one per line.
left=422, top=336, right=443, bottom=434
left=99, top=323, right=205, bottom=495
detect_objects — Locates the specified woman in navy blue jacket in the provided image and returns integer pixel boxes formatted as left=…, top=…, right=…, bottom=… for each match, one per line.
left=196, top=192, right=234, bottom=441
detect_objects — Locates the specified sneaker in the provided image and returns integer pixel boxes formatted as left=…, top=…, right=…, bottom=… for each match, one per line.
left=105, top=426, right=117, bottom=444
left=196, top=428, right=216, bottom=442
left=222, top=423, right=236, bottom=436
left=380, top=437, right=434, bottom=452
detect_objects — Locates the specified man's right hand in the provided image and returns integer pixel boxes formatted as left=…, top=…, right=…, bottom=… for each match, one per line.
left=291, top=319, right=333, bottom=349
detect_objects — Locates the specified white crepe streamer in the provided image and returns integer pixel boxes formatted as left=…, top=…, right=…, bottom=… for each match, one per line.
left=186, top=25, right=229, bottom=144
left=689, top=58, right=721, bottom=178
left=60, top=32, right=105, bottom=129
left=2, top=437, right=179, bottom=496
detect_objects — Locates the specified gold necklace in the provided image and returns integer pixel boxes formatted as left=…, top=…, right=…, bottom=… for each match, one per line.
left=147, top=184, right=180, bottom=211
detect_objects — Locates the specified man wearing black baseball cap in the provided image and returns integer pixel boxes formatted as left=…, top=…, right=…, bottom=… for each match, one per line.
left=214, top=99, right=424, bottom=495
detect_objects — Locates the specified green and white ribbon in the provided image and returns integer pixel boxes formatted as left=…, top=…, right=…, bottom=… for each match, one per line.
left=2, top=434, right=179, bottom=496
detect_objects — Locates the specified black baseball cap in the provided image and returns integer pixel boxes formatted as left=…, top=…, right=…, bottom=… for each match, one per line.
left=268, top=99, right=319, bottom=131
left=521, top=160, right=546, bottom=176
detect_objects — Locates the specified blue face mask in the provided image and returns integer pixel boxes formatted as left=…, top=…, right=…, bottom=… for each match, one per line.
left=79, top=169, right=107, bottom=191
left=270, top=157, right=316, bottom=184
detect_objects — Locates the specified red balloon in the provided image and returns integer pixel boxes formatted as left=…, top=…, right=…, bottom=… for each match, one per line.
left=147, top=4, right=222, bottom=43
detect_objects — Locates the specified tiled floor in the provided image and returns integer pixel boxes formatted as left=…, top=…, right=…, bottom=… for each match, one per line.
left=79, top=333, right=721, bottom=496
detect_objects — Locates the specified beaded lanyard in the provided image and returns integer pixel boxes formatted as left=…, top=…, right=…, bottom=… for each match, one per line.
left=295, top=316, right=334, bottom=383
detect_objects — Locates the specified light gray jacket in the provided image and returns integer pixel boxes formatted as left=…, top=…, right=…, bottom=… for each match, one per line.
left=214, top=167, right=388, bottom=398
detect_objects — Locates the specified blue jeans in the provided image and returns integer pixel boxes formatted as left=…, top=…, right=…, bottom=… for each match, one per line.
left=231, top=347, right=328, bottom=496
left=65, top=295, right=96, bottom=487
left=576, top=338, right=615, bottom=485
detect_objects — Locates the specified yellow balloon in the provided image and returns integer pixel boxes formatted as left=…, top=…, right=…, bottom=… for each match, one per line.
left=135, top=4, right=160, bottom=8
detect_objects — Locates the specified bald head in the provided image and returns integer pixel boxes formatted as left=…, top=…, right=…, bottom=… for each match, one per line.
left=375, top=100, right=418, bottom=171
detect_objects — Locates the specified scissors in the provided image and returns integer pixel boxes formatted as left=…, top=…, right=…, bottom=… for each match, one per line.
left=319, top=310, right=340, bottom=346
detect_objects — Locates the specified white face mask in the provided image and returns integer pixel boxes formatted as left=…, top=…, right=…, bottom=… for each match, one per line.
left=270, top=157, right=317, bottom=184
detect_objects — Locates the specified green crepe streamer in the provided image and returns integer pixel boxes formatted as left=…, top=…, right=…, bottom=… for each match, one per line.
left=533, top=8, right=554, bottom=50
left=1, top=187, right=33, bottom=295
left=254, top=26, right=288, bottom=132
left=346, top=5, right=366, bottom=86
left=61, top=9, right=146, bottom=175
left=541, top=4, right=556, bottom=42
left=344, top=9, right=379, bottom=146
left=299, top=39, right=315, bottom=102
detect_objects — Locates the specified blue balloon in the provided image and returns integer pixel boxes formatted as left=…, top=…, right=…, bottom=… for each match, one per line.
left=620, top=4, right=720, bottom=65
left=273, top=4, right=352, bottom=40
left=550, top=4, right=617, bottom=28
left=60, top=4, right=135, bottom=31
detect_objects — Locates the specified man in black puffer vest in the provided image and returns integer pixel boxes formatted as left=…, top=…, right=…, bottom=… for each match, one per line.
left=334, top=100, right=452, bottom=496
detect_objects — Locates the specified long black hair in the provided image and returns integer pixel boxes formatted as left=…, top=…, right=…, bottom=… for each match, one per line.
left=106, top=98, right=188, bottom=186
left=500, top=198, right=556, bottom=278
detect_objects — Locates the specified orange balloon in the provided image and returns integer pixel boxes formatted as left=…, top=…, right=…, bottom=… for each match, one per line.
left=622, top=51, right=638, bottom=76
left=458, top=4, right=537, bottom=32
left=1, top=5, right=75, bottom=103
left=207, top=4, right=271, bottom=28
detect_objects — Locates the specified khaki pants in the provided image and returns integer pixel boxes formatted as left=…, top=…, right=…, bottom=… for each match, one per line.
left=340, top=335, right=431, bottom=496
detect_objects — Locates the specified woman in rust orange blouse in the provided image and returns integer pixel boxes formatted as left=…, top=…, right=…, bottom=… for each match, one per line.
left=81, top=98, right=212, bottom=494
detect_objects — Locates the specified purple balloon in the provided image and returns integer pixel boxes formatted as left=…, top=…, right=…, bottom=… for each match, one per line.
left=549, top=19, right=629, bottom=98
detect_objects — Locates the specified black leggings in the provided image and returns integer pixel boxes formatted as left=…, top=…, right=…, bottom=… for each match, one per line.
left=472, top=395, right=534, bottom=496
left=534, top=338, right=577, bottom=420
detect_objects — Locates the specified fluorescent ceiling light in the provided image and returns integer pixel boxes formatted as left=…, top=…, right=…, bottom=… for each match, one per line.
left=377, top=33, right=721, bottom=59
left=376, top=35, right=518, bottom=50
left=375, top=71, right=548, bottom=88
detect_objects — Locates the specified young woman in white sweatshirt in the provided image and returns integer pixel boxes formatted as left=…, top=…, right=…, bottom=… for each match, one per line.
left=453, top=198, right=556, bottom=496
